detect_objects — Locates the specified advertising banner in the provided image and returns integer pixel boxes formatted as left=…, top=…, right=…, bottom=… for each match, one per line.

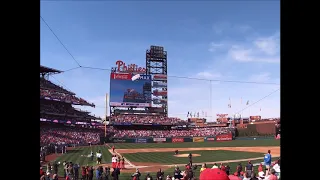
left=153, top=90, right=167, bottom=96
left=250, top=116, right=262, bottom=121
left=110, top=73, right=152, bottom=107
left=153, top=82, right=167, bottom=88
left=152, top=98, right=167, bottom=104
left=205, top=137, right=216, bottom=141
left=135, top=138, right=147, bottom=143
left=184, top=137, right=193, bottom=142
left=216, top=133, right=233, bottom=141
left=40, top=118, right=52, bottom=122
left=113, top=138, right=127, bottom=143
left=172, top=138, right=184, bottom=143
left=153, top=74, right=167, bottom=81
left=153, top=138, right=166, bottom=142
left=193, top=137, right=205, bottom=142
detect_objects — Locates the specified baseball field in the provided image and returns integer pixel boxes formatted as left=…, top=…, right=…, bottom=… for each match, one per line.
left=45, top=139, right=280, bottom=179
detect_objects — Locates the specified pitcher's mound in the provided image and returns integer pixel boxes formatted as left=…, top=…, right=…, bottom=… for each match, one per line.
left=174, top=154, right=201, bottom=157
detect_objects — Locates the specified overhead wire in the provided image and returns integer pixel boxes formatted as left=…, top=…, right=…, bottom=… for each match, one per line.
left=40, top=16, right=82, bottom=68
left=81, top=66, right=279, bottom=85
left=41, top=16, right=280, bottom=117
left=62, top=66, right=82, bottom=73
left=41, top=16, right=279, bottom=86
left=49, top=75, right=74, bottom=94
left=235, top=88, right=280, bottom=114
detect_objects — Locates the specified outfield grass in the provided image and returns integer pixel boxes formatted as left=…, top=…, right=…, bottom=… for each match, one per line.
left=122, top=150, right=264, bottom=164
left=49, top=145, right=112, bottom=177
left=111, top=139, right=280, bottom=149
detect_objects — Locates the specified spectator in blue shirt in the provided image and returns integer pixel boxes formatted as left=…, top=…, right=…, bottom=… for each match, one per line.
left=264, top=150, right=272, bottom=170
left=96, top=166, right=102, bottom=180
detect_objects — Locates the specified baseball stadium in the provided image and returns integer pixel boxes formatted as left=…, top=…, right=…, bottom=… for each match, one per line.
left=40, top=45, right=281, bottom=180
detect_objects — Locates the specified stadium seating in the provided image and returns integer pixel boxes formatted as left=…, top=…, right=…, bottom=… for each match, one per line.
left=111, top=115, right=187, bottom=125
left=40, top=101, right=93, bottom=117
left=40, top=78, right=94, bottom=106
left=40, top=77, right=74, bottom=95
left=112, top=127, right=233, bottom=138
left=40, top=125, right=103, bottom=145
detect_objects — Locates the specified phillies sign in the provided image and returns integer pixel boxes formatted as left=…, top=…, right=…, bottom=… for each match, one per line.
left=111, top=60, right=146, bottom=73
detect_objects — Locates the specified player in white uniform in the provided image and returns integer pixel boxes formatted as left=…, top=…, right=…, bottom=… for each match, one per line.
left=96, top=150, right=102, bottom=164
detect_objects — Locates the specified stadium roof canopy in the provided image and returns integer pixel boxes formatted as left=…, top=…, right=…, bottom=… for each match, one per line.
left=40, top=65, right=62, bottom=74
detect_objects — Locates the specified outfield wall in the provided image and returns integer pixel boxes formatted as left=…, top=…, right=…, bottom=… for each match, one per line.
left=111, top=133, right=233, bottom=143
left=236, top=123, right=276, bottom=137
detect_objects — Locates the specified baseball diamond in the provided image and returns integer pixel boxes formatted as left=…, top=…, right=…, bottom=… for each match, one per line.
left=42, top=139, right=280, bottom=179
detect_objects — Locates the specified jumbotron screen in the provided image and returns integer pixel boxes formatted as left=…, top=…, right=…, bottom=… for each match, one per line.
left=109, top=73, right=152, bottom=107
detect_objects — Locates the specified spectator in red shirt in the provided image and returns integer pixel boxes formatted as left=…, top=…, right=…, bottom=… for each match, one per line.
left=268, top=169, right=278, bottom=180
left=220, top=163, right=226, bottom=171
left=258, top=163, right=263, bottom=172
left=40, top=167, right=45, bottom=178
left=81, top=166, right=86, bottom=180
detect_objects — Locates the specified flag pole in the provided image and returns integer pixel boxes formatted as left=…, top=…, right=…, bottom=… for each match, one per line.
left=209, top=80, right=212, bottom=121
left=105, top=123, right=107, bottom=137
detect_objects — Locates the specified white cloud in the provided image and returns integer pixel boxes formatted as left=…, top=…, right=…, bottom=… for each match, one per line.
left=228, top=46, right=254, bottom=62
left=208, top=28, right=280, bottom=64
left=227, top=46, right=279, bottom=63
left=226, top=33, right=280, bottom=63
left=254, top=33, right=280, bottom=55
left=196, top=71, right=221, bottom=79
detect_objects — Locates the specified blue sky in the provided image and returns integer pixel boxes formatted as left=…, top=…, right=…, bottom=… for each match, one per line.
left=110, top=79, right=149, bottom=102
left=40, top=1, right=280, bottom=120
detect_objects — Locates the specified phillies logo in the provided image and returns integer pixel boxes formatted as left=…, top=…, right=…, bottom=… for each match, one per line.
left=113, top=60, right=146, bottom=73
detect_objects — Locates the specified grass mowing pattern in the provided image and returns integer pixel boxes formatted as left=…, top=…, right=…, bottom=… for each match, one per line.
left=111, top=139, right=280, bottom=149
left=45, top=140, right=279, bottom=179
left=122, top=150, right=265, bottom=164
left=49, top=145, right=112, bottom=177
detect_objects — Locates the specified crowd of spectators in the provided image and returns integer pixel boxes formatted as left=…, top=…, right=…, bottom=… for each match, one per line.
left=40, top=114, right=96, bottom=122
left=40, top=88, right=93, bottom=106
left=111, top=115, right=186, bottom=125
left=40, top=78, right=94, bottom=106
left=40, top=101, right=92, bottom=118
left=41, top=157, right=280, bottom=180
left=40, top=77, right=74, bottom=95
left=199, top=158, right=280, bottom=180
left=113, top=127, right=233, bottom=138
left=40, top=126, right=102, bottom=145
